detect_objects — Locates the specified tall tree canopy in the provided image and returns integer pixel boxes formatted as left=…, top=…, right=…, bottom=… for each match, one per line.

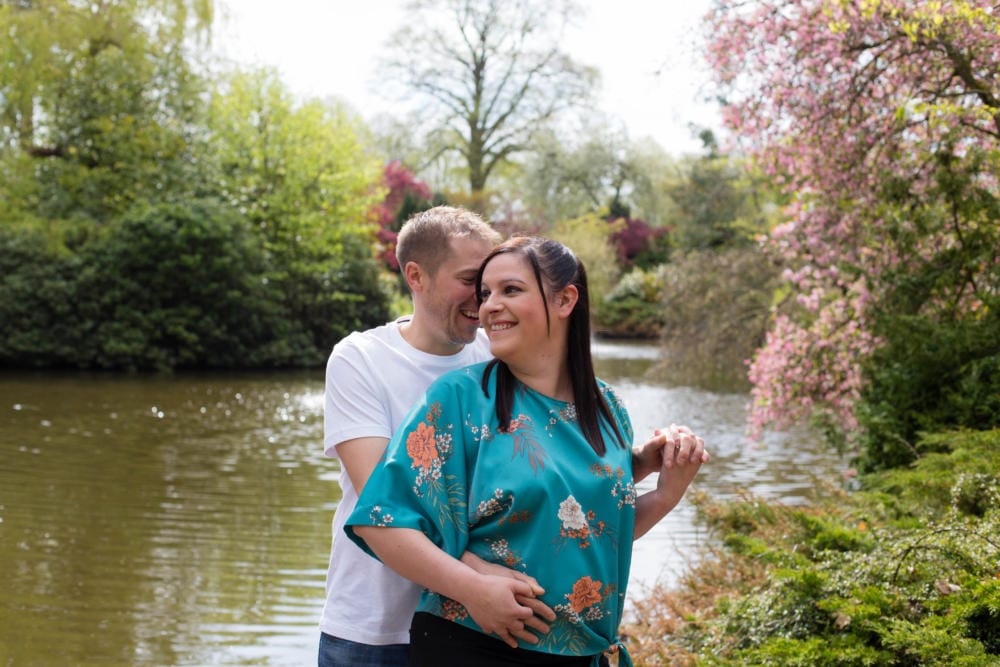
left=0, top=3, right=395, bottom=370
left=379, top=0, right=597, bottom=198
left=706, top=0, right=1000, bottom=460
left=207, top=68, right=389, bottom=357
left=0, top=0, right=214, bottom=224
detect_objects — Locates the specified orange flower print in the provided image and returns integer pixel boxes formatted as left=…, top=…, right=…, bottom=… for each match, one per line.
left=441, top=597, right=469, bottom=621
left=567, top=576, right=603, bottom=613
left=406, top=422, right=438, bottom=471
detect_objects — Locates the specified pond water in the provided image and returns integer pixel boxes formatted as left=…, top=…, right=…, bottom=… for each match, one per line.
left=0, top=339, right=845, bottom=665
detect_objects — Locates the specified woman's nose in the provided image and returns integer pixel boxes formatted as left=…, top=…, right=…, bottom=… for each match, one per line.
left=480, top=292, right=500, bottom=311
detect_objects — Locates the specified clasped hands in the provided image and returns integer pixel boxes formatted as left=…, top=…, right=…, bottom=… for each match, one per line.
left=461, top=424, right=708, bottom=647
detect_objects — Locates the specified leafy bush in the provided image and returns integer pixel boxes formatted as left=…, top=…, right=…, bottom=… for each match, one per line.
left=549, top=213, right=621, bottom=309
left=1, top=200, right=387, bottom=370
left=0, top=226, right=81, bottom=367
left=653, top=247, right=777, bottom=390
left=623, top=428, right=1000, bottom=666
left=606, top=215, right=671, bottom=269
left=594, top=268, right=667, bottom=338
left=857, top=309, right=1000, bottom=472
left=73, top=199, right=306, bottom=370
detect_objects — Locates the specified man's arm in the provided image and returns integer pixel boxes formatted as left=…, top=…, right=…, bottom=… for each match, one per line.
left=354, top=526, right=548, bottom=648
left=336, top=436, right=389, bottom=492
left=338, top=435, right=556, bottom=633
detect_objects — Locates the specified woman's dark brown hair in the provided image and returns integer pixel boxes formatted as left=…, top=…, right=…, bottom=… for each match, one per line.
left=475, top=236, right=627, bottom=456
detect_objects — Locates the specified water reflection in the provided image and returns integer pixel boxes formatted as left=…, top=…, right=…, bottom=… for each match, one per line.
left=1, top=372, right=331, bottom=666
left=0, top=343, right=845, bottom=665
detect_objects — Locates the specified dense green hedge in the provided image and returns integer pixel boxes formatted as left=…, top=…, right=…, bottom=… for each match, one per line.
left=0, top=200, right=390, bottom=371
left=858, top=310, right=1000, bottom=472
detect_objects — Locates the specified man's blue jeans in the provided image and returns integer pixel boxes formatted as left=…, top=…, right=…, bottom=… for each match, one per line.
left=318, top=632, right=409, bottom=667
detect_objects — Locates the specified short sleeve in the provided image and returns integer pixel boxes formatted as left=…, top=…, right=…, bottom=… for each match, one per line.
left=324, top=335, right=392, bottom=458
left=601, top=382, right=634, bottom=447
left=344, top=376, right=472, bottom=561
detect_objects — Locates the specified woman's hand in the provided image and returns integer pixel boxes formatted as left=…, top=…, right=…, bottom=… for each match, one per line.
left=459, top=573, right=552, bottom=648
left=655, top=424, right=708, bottom=507
left=661, top=423, right=709, bottom=469
left=632, top=423, right=709, bottom=480
left=461, top=551, right=556, bottom=638
left=633, top=424, right=709, bottom=539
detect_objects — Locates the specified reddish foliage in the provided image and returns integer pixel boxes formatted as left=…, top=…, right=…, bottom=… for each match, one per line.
left=372, top=161, right=433, bottom=271
left=607, top=216, right=669, bottom=267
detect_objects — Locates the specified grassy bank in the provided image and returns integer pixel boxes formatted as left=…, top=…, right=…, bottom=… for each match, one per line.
left=623, top=429, right=1000, bottom=666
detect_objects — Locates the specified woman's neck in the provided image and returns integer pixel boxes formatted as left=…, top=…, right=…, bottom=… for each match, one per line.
left=506, top=359, right=573, bottom=403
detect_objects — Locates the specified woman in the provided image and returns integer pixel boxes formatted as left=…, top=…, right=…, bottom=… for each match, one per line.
left=346, top=236, right=707, bottom=666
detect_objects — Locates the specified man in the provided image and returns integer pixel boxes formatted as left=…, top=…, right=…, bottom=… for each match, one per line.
left=319, top=206, right=516, bottom=666
left=318, top=205, right=699, bottom=666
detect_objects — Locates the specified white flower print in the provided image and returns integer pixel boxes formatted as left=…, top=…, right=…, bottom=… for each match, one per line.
left=558, top=495, right=587, bottom=531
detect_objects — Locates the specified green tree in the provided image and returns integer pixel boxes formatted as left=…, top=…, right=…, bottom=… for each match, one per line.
left=0, top=200, right=296, bottom=370
left=207, top=68, right=391, bottom=357
left=0, top=0, right=214, bottom=226
left=666, top=131, right=775, bottom=251
left=503, top=122, right=678, bottom=229
left=549, top=213, right=620, bottom=314
left=72, top=200, right=292, bottom=370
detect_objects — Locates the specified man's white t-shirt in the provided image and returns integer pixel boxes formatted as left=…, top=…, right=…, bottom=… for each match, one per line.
left=320, top=317, right=492, bottom=645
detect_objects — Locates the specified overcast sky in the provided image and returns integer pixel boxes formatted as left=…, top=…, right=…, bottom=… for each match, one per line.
left=212, top=0, right=720, bottom=155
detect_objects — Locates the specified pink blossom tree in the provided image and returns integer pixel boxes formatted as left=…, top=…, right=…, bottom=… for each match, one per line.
left=705, top=1, right=1000, bottom=445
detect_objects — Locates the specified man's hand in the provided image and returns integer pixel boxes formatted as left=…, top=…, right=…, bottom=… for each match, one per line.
left=459, top=574, right=546, bottom=648
left=633, top=423, right=709, bottom=481
left=461, top=552, right=554, bottom=644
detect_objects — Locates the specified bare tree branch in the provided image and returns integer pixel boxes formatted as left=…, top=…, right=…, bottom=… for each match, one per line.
left=378, top=0, right=596, bottom=196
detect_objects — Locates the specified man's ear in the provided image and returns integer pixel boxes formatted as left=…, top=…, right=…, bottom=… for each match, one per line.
left=554, top=284, right=579, bottom=318
left=403, top=261, right=425, bottom=293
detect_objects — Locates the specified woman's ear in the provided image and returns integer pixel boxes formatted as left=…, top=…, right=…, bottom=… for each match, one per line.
left=554, top=284, right=579, bottom=318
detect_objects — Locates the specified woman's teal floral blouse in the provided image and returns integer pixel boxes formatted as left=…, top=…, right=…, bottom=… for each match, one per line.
left=346, top=361, right=636, bottom=660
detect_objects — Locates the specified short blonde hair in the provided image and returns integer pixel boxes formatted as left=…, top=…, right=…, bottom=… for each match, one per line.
left=395, top=206, right=501, bottom=276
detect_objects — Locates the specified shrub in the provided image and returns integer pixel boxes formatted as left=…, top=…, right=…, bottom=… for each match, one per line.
left=623, top=429, right=1000, bottom=666
left=858, top=310, right=1000, bottom=472
left=549, top=213, right=620, bottom=309
left=0, top=226, right=81, bottom=367
left=594, top=268, right=667, bottom=338
left=72, top=199, right=304, bottom=370
left=652, top=247, right=777, bottom=391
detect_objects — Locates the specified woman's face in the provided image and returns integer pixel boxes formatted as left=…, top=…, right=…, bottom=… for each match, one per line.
left=478, top=252, right=554, bottom=363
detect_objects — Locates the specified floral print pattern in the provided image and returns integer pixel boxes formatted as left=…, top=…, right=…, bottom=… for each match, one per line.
left=486, top=537, right=524, bottom=569
left=402, top=401, right=465, bottom=529
left=441, top=597, right=469, bottom=622
left=347, top=362, right=635, bottom=661
left=556, top=501, right=610, bottom=551
left=368, top=505, right=394, bottom=526
left=406, top=421, right=438, bottom=472
left=558, top=495, right=588, bottom=530
left=557, top=575, right=615, bottom=623
left=590, top=463, right=637, bottom=509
